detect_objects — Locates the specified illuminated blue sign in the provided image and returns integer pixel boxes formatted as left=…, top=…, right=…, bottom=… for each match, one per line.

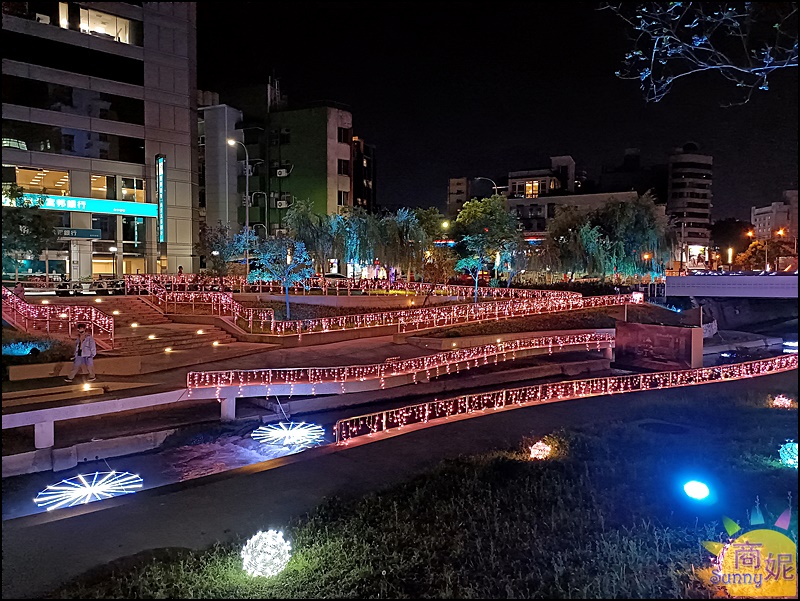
left=55, top=227, right=102, bottom=239
left=156, top=154, right=167, bottom=243
left=2, top=194, right=157, bottom=218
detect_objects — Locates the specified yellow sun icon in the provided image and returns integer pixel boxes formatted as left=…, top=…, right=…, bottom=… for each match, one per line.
left=702, top=507, right=797, bottom=598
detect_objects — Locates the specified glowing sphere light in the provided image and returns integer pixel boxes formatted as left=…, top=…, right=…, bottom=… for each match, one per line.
left=34, top=471, right=143, bottom=511
left=684, top=480, right=710, bottom=500
left=529, top=440, right=552, bottom=460
left=771, top=394, right=793, bottom=409
left=779, top=441, right=798, bottom=469
left=241, top=529, right=292, bottom=577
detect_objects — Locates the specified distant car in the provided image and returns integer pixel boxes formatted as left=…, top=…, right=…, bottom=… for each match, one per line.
left=90, top=279, right=125, bottom=295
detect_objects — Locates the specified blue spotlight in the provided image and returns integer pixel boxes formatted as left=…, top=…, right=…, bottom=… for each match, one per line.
left=683, top=480, right=710, bottom=500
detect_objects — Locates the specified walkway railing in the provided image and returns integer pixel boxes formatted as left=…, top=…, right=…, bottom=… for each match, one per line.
left=333, top=354, right=798, bottom=444
left=186, top=332, right=615, bottom=393
left=263, top=293, right=642, bottom=336
left=1, top=286, right=115, bottom=349
left=125, top=276, right=275, bottom=333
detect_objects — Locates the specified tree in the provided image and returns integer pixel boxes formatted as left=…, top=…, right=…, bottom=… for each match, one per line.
left=734, top=239, right=795, bottom=270
left=383, top=207, right=423, bottom=278
left=711, top=218, right=754, bottom=254
left=498, top=237, right=530, bottom=287
left=2, top=183, right=60, bottom=278
left=453, top=195, right=519, bottom=299
left=195, top=222, right=247, bottom=282
left=285, top=197, right=335, bottom=273
left=545, top=206, right=589, bottom=277
left=604, top=2, right=798, bottom=104
left=249, top=238, right=315, bottom=319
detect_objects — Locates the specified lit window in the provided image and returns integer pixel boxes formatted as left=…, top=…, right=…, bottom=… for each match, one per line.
left=12, top=166, right=69, bottom=195
left=121, top=177, right=145, bottom=202
left=525, top=180, right=539, bottom=198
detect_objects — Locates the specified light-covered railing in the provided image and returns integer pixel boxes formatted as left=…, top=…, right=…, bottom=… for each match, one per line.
left=2, top=286, right=115, bottom=349
left=123, top=273, right=582, bottom=301
left=186, top=332, right=615, bottom=393
left=264, top=293, right=642, bottom=336
left=125, top=275, right=274, bottom=333
left=333, top=354, right=799, bottom=444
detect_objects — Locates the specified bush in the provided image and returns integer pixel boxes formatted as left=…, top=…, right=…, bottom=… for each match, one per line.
left=1, top=328, right=73, bottom=366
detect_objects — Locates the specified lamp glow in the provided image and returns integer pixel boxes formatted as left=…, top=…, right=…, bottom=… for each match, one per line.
left=529, top=440, right=552, bottom=460
left=252, top=422, right=324, bottom=449
left=164, top=347, right=173, bottom=353
left=148, top=334, right=156, bottom=340
left=196, top=329, right=204, bottom=335
left=212, top=340, right=220, bottom=346
left=33, top=471, right=143, bottom=511
left=779, top=441, right=798, bottom=469
left=771, top=394, right=793, bottom=409
left=241, top=529, right=291, bottom=578
left=112, top=310, right=120, bottom=315
left=130, top=322, right=139, bottom=328
left=684, top=480, right=710, bottom=500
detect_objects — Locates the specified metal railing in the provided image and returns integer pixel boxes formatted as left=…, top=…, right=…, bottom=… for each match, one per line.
left=2, top=286, right=115, bottom=349
left=333, top=353, right=798, bottom=444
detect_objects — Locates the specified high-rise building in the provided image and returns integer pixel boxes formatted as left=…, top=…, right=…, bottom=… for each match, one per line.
left=751, top=201, right=791, bottom=239
left=666, top=142, right=713, bottom=269
left=784, top=189, right=798, bottom=241
left=2, top=2, right=198, bottom=276
left=351, top=136, right=377, bottom=213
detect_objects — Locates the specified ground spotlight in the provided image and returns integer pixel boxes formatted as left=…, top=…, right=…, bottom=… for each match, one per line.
left=683, top=480, right=710, bottom=500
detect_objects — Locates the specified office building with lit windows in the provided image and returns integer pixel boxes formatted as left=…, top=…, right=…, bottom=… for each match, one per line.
left=1, top=1, right=198, bottom=279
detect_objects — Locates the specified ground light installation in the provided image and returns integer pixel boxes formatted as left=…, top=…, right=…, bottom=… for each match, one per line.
left=251, top=422, right=325, bottom=449
left=779, top=441, right=798, bottom=469
left=683, top=480, right=711, bottom=500
left=241, top=530, right=292, bottom=578
left=529, top=440, right=552, bottom=460
left=33, top=471, right=143, bottom=511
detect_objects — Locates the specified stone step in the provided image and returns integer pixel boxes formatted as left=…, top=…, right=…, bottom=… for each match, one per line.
left=113, top=335, right=237, bottom=348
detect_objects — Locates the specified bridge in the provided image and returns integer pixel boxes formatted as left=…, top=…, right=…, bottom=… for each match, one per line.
left=665, top=273, right=798, bottom=298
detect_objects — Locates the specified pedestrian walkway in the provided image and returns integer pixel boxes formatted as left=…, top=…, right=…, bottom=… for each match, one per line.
left=2, top=369, right=794, bottom=599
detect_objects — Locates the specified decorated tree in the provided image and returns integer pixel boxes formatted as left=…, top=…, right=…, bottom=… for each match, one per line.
left=603, top=2, right=798, bottom=105
left=249, top=238, right=315, bottom=319
left=285, top=197, right=335, bottom=273
left=194, top=222, right=248, bottom=283
left=2, top=183, right=60, bottom=278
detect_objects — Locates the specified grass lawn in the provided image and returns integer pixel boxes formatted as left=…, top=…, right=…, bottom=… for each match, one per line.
left=428, top=304, right=688, bottom=338
left=49, top=386, right=798, bottom=599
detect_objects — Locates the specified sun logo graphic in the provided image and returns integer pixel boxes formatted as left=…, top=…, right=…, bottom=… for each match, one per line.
left=702, top=506, right=797, bottom=598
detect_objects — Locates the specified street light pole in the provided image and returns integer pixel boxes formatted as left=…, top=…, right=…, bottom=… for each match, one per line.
left=474, top=176, right=499, bottom=196
left=228, top=139, right=250, bottom=277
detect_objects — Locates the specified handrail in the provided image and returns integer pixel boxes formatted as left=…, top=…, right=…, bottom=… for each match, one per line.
left=1, top=286, right=115, bottom=349
left=186, top=332, right=615, bottom=391
left=332, top=354, right=798, bottom=444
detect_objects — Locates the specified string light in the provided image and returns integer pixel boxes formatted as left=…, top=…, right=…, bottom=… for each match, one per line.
left=33, top=471, right=143, bottom=511
left=241, top=530, right=292, bottom=578
left=529, top=440, right=552, bottom=459
left=333, top=355, right=798, bottom=444
left=187, top=333, right=614, bottom=391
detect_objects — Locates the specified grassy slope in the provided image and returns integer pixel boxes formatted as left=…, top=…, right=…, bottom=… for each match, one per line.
left=50, top=387, right=798, bottom=599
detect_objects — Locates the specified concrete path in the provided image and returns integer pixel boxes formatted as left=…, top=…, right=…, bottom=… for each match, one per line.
left=2, top=369, right=795, bottom=599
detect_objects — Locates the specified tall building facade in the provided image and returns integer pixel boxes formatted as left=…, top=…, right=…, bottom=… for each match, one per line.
left=2, top=1, right=198, bottom=278
left=666, top=142, right=713, bottom=269
left=751, top=201, right=791, bottom=239
left=351, top=136, right=376, bottom=213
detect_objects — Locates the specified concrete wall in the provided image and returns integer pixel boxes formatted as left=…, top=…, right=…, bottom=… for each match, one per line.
left=2, top=428, right=175, bottom=477
left=234, top=293, right=460, bottom=309
left=8, top=355, right=143, bottom=381
left=405, top=328, right=616, bottom=351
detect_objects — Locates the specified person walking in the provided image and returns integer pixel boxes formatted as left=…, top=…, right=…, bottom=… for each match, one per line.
left=12, top=282, right=26, bottom=301
left=65, top=323, right=97, bottom=382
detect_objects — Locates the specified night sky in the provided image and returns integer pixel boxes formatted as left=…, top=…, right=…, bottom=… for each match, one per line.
left=197, top=2, right=798, bottom=221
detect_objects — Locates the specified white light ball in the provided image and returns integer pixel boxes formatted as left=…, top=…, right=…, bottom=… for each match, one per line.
left=241, top=529, right=292, bottom=577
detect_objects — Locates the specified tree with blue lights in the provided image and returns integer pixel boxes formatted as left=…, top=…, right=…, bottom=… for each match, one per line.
left=249, top=237, right=315, bottom=319
left=604, top=2, right=798, bottom=104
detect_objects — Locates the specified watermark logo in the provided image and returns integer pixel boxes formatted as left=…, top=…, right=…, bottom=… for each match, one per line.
left=703, top=506, right=796, bottom=598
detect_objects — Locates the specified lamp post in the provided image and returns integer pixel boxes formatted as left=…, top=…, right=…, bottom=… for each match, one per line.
left=227, top=138, right=250, bottom=277
left=474, top=176, right=499, bottom=196
left=253, top=223, right=268, bottom=239
left=109, top=246, right=118, bottom=279
left=251, top=191, right=268, bottom=237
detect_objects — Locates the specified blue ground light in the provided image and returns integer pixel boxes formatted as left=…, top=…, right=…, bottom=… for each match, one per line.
left=683, top=480, right=711, bottom=500
left=2, top=340, right=51, bottom=356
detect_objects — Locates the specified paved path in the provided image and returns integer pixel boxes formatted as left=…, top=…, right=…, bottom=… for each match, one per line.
left=2, top=369, right=795, bottom=599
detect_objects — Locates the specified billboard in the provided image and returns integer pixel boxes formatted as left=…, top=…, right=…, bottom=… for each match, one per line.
left=615, top=321, right=703, bottom=370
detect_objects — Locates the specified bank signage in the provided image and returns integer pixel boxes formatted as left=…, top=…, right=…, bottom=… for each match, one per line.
left=2, top=193, right=158, bottom=218
left=156, top=154, right=167, bottom=243
left=55, top=227, right=102, bottom=239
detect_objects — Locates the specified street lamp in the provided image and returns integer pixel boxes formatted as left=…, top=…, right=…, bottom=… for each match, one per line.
left=441, top=220, right=449, bottom=230
left=109, top=246, right=118, bottom=279
left=474, top=176, right=499, bottom=196
left=228, top=138, right=250, bottom=276
left=727, top=247, right=733, bottom=264
left=253, top=223, right=268, bottom=239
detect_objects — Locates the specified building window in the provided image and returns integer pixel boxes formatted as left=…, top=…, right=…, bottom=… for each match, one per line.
left=337, top=127, right=351, bottom=144
left=91, top=175, right=117, bottom=200
left=62, top=134, right=74, bottom=152
left=78, top=5, right=137, bottom=45
left=337, top=159, right=350, bottom=176
left=7, top=166, right=70, bottom=195
left=121, top=177, right=145, bottom=202
left=337, top=190, right=349, bottom=206
left=525, top=180, right=540, bottom=198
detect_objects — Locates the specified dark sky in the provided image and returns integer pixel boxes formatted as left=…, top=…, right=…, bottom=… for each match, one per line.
left=197, top=2, right=798, bottom=222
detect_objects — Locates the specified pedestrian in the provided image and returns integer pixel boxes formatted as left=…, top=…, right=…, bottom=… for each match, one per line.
left=178, top=265, right=184, bottom=275
left=65, top=323, right=97, bottom=382
left=12, top=282, right=25, bottom=301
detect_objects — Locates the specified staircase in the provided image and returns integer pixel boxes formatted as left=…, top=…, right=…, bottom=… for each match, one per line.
left=41, top=295, right=239, bottom=355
